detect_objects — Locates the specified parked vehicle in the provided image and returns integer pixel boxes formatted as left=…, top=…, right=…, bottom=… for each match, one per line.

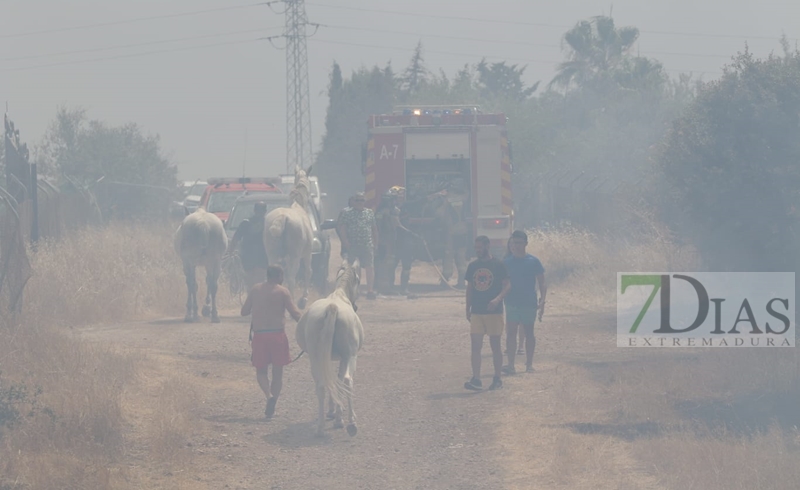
left=181, top=179, right=207, bottom=214
left=198, top=177, right=282, bottom=224
left=224, top=193, right=337, bottom=293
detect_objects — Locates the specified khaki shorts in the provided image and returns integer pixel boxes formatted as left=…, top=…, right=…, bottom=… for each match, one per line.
left=470, top=313, right=504, bottom=337
left=349, top=244, right=374, bottom=269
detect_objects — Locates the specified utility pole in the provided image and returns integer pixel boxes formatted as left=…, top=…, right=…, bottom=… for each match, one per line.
left=266, top=1, right=320, bottom=174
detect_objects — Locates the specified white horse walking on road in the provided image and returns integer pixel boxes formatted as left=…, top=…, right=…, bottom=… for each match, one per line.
left=263, top=166, right=314, bottom=308
left=173, top=208, right=228, bottom=323
left=296, top=258, right=363, bottom=437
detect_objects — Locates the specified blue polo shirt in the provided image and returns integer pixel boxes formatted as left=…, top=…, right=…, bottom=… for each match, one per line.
left=503, top=254, right=545, bottom=308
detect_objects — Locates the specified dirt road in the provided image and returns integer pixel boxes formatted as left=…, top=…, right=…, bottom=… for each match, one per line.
left=79, top=260, right=537, bottom=489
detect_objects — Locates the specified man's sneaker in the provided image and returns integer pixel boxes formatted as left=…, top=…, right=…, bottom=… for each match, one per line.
left=488, top=376, right=503, bottom=390
left=464, top=377, right=482, bottom=391
left=265, top=397, right=277, bottom=419
left=526, top=366, right=535, bottom=373
left=502, top=365, right=516, bottom=375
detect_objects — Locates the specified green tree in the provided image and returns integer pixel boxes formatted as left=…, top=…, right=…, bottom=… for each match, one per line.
left=549, top=15, right=640, bottom=91
left=34, top=106, right=177, bottom=219
left=400, top=41, right=429, bottom=99
left=315, top=62, right=396, bottom=214
left=657, top=45, right=800, bottom=271
left=476, top=59, right=539, bottom=101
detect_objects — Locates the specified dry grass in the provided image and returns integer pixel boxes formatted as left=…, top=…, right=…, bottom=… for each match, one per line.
left=499, top=219, right=800, bottom=490
left=0, top=326, right=136, bottom=489
left=636, top=425, right=800, bottom=489
left=599, top=349, right=800, bottom=490
left=1, top=221, right=215, bottom=489
left=22, top=221, right=239, bottom=326
left=527, top=223, right=701, bottom=306
left=145, top=375, right=197, bottom=465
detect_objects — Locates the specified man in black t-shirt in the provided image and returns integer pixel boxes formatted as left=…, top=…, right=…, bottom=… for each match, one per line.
left=464, top=235, right=510, bottom=391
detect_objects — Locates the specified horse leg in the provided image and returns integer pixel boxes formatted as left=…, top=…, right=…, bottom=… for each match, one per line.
left=285, top=256, right=301, bottom=305
left=207, top=262, right=221, bottom=323
left=300, top=252, right=312, bottom=309
left=184, top=264, right=197, bottom=322
left=345, top=356, right=358, bottom=436
left=326, top=393, right=336, bottom=420
left=333, top=357, right=347, bottom=429
left=315, top=383, right=327, bottom=437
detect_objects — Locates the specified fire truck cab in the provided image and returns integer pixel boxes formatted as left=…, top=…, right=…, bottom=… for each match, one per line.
left=363, top=105, right=514, bottom=259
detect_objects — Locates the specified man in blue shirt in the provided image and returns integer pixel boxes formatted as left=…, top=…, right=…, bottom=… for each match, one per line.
left=502, top=230, right=547, bottom=374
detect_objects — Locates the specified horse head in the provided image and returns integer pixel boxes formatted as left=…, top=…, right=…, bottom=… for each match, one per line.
left=294, top=165, right=311, bottom=183
left=289, top=187, right=309, bottom=209
left=335, top=258, right=361, bottom=305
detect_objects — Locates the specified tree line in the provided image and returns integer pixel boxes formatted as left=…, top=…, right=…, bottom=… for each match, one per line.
left=314, top=15, right=800, bottom=273
left=2, top=13, right=797, bottom=272
left=1, top=107, right=178, bottom=220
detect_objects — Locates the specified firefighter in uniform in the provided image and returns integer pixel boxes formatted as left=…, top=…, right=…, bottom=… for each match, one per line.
left=375, top=187, right=404, bottom=295
left=394, top=187, right=416, bottom=295
left=439, top=182, right=469, bottom=289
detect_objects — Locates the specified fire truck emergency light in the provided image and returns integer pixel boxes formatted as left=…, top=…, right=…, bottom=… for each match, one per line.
left=482, top=217, right=508, bottom=228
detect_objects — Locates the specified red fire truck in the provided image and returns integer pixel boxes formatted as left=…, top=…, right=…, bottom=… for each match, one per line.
left=363, top=105, right=514, bottom=259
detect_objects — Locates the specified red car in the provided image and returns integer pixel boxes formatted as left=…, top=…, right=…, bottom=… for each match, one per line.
left=199, top=177, right=283, bottom=224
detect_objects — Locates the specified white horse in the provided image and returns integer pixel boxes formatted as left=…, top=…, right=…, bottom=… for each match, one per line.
left=173, top=208, right=228, bottom=323
left=296, top=258, right=363, bottom=437
left=263, top=166, right=314, bottom=308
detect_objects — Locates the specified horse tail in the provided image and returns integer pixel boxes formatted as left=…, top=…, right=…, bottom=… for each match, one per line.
left=308, top=303, right=348, bottom=408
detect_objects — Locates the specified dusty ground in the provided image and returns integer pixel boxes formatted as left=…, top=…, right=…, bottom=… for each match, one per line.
left=76, top=240, right=761, bottom=490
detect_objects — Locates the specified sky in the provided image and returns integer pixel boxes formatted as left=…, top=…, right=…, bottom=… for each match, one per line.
left=0, top=0, right=797, bottom=181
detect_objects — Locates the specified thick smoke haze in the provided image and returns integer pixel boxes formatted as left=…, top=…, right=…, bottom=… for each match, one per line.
left=0, top=0, right=796, bottom=180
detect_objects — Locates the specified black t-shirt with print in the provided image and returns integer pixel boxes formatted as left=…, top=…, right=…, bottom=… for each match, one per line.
left=465, top=257, right=509, bottom=315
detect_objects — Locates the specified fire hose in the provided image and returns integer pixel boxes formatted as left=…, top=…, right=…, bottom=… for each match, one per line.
left=409, top=232, right=463, bottom=293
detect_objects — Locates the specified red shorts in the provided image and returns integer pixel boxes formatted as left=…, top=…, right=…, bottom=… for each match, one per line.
left=251, top=330, right=292, bottom=369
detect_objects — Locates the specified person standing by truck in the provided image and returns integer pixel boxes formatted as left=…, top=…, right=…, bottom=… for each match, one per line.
left=336, top=196, right=355, bottom=259
left=337, top=192, right=379, bottom=300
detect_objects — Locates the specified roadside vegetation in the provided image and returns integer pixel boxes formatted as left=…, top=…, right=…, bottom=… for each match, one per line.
left=0, top=223, right=238, bottom=489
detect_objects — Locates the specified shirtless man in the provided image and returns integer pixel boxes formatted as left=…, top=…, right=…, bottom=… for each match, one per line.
left=241, top=264, right=303, bottom=419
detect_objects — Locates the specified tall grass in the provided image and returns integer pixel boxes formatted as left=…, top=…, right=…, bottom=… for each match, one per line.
left=23, top=221, right=238, bottom=326
left=527, top=219, right=701, bottom=306
left=1, top=221, right=219, bottom=489
left=518, top=216, right=800, bottom=489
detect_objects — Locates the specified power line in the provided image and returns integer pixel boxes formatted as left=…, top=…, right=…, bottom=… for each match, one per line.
left=267, top=0, right=318, bottom=173
left=308, top=38, right=722, bottom=76
left=0, top=28, right=281, bottom=62
left=0, top=38, right=263, bottom=72
left=0, top=2, right=268, bottom=39
left=306, top=2, right=798, bottom=43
